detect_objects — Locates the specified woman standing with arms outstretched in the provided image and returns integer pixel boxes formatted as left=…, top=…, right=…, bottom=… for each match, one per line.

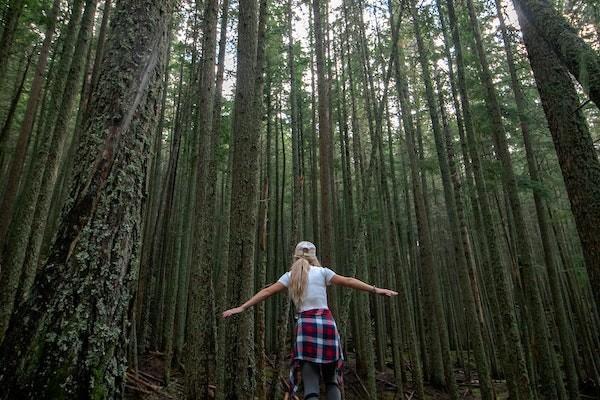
left=222, top=241, right=398, bottom=399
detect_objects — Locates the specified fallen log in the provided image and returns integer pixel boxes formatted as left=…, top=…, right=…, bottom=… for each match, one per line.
left=125, top=384, right=151, bottom=395
left=375, top=376, right=398, bottom=389
left=138, top=369, right=163, bottom=384
left=126, top=371, right=162, bottom=392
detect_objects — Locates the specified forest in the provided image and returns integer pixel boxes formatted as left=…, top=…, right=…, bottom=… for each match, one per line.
left=0, top=0, right=599, bottom=399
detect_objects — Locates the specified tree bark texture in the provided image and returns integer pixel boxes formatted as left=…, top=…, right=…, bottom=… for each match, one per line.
left=0, top=0, right=174, bottom=397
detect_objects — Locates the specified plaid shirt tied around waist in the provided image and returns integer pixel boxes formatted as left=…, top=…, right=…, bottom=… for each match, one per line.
left=288, top=308, right=344, bottom=397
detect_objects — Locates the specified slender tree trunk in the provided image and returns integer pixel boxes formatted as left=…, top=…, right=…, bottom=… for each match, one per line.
left=289, top=0, right=302, bottom=250
left=308, top=10, right=320, bottom=245
left=249, top=0, right=269, bottom=395
left=161, top=141, right=187, bottom=383
left=312, top=0, right=335, bottom=269
left=185, top=0, right=219, bottom=395
left=0, top=49, right=33, bottom=152
left=20, top=0, right=99, bottom=307
left=88, top=0, right=112, bottom=102
left=0, top=0, right=62, bottom=246
left=0, top=0, right=91, bottom=340
left=0, top=0, right=25, bottom=91
left=212, top=0, right=231, bottom=395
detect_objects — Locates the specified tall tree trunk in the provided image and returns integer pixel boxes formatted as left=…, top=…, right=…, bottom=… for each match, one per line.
left=289, top=0, right=302, bottom=249
left=0, top=0, right=173, bottom=397
left=312, top=0, right=335, bottom=269
left=308, top=9, right=320, bottom=245
left=0, top=48, right=33, bottom=153
left=212, top=0, right=231, bottom=395
left=251, top=0, right=269, bottom=396
left=221, top=0, right=260, bottom=397
left=517, top=1, right=600, bottom=330
left=161, top=139, right=187, bottom=383
left=185, top=0, right=219, bottom=395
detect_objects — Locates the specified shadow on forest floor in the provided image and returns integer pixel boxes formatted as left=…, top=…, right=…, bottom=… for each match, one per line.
left=125, top=352, right=510, bottom=399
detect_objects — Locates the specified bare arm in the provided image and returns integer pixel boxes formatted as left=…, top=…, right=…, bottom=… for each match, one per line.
left=330, top=274, right=398, bottom=297
left=222, top=282, right=287, bottom=318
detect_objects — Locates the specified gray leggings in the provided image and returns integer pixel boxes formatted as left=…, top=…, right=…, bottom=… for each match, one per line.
left=301, top=361, right=341, bottom=400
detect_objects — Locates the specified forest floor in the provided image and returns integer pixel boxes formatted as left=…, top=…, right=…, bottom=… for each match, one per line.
left=125, top=352, right=510, bottom=400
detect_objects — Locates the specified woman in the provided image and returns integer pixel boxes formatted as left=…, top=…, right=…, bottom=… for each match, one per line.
left=222, top=241, right=398, bottom=400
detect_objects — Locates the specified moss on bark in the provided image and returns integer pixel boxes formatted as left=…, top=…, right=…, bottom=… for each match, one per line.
left=0, top=1, right=174, bottom=398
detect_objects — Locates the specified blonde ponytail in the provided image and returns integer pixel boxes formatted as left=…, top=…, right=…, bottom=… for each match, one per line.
left=289, top=253, right=321, bottom=309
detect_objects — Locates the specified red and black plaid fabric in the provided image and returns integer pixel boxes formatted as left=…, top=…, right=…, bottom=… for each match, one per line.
left=293, top=308, right=342, bottom=362
left=288, top=308, right=344, bottom=396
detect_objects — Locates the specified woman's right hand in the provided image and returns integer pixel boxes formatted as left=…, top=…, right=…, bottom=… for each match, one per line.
left=222, top=306, right=245, bottom=318
left=375, top=288, right=398, bottom=297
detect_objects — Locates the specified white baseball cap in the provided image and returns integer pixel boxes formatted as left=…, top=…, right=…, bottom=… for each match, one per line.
left=294, top=241, right=317, bottom=257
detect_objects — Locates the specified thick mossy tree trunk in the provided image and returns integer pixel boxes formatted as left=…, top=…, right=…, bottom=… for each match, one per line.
left=0, top=0, right=174, bottom=398
left=518, top=5, right=600, bottom=321
left=512, top=0, right=600, bottom=108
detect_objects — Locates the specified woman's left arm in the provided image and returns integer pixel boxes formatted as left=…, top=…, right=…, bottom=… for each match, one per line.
left=330, top=274, right=398, bottom=296
left=222, top=282, right=287, bottom=318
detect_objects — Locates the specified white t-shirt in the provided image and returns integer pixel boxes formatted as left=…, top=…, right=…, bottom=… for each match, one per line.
left=277, top=266, right=336, bottom=312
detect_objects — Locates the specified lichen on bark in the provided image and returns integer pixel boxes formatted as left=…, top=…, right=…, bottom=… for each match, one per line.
left=0, top=1, right=175, bottom=398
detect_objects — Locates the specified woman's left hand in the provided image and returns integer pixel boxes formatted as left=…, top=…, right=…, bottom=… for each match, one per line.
left=222, top=306, right=245, bottom=318
left=375, top=288, right=398, bottom=297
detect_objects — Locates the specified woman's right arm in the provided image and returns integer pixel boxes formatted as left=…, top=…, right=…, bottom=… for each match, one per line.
left=330, top=275, right=398, bottom=297
left=222, top=282, right=287, bottom=318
